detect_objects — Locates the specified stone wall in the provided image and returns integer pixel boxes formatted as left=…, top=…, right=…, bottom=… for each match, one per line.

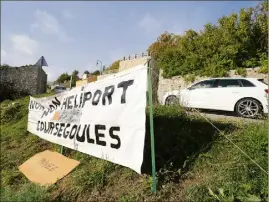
left=96, top=56, right=151, bottom=81
left=119, top=56, right=150, bottom=72
left=37, top=66, right=47, bottom=94
left=157, top=67, right=268, bottom=103
left=0, top=65, right=47, bottom=95
left=76, top=75, right=97, bottom=87
left=97, top=74, right=112, bottom=81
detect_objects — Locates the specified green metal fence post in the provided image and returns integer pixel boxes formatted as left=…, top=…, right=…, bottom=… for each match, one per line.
left=147, top=60, right=157, bottom=193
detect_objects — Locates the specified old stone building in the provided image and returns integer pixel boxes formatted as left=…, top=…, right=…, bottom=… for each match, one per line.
left=0, top=65, right=47, bottom=95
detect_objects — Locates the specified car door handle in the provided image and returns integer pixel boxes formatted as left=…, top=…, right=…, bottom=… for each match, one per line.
left=232, top=92, right=239, bottom=94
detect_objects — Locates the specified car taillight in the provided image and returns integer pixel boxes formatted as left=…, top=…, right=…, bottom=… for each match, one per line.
left=265, top=89, right=268, bottom=94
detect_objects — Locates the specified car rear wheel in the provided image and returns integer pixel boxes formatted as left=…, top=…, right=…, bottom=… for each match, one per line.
left=165, top=95, right=179, bottom=106
left=235, top=98, right=262, bottom=118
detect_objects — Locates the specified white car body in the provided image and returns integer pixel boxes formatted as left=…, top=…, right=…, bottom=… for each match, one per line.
left=54, top=85, right=67, bottom=94
left=162, top=78, right=268, bottom=115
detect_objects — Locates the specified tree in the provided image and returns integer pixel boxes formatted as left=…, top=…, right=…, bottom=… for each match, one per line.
left=148, top=32, right=177, bottom=61
left=71, top=70, right=79, bottom=87
left=149, top=1, right=268, bottom=78
left=83, top=70, right=90, bottom=75
left=105, top=60, right=120, bottom=72
left=91, top=70, right=100, bottom=76
left=56, top=73, right=70, bottom=84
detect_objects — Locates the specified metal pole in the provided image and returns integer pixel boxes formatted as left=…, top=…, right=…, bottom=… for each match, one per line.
left=147, top=60, right=157, bottom=193
left=60, top=75, right=73, bottom=155
left=70, top=75, right=73, bottom=90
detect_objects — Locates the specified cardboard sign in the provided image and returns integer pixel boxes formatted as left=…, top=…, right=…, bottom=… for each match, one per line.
left=19, top=150, right=80, bottom=185
left=27, top=65, right=147, bottom=173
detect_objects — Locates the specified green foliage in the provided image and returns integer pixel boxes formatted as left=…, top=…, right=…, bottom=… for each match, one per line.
left=56, top=72, right=70, bottom=84
left=235, top=67, right=247, bottom=77
left=110, top=60, right=120, bottom=70
left=185, top=122, right=268, bottom=202
left=71, top=70, right=80, bottom=87
left=183, top=74, right=196, bottom=84
left=105, top=60, right=120, bottom=73
left=0, top=183, right=50, bottom=202
left=258, top=65, right=268, bottom=74
left=0, top=94, right=267, bottom=201
left=150, top=1, right=268, bottom=78
left=258, top=53, right=268, bottom=73
left=148, top=32, right=178, bottom=61
left=119, top=193, right=139, bottom=202
left=83, top=70, right=90, bottom=75
left=56, top=70, right=80, bottom=87
left=90, top=70, right=100, bottom=76
left=0, top=64, right=11, bottom=70
left=0, top=103, right=24, bottom=124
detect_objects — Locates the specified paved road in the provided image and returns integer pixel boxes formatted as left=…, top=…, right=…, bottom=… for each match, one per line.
left=188, top=109, right=267, bottom=124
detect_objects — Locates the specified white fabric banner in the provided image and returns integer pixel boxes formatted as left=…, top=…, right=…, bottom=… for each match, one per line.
left=27, top=65, right=147, bottom=173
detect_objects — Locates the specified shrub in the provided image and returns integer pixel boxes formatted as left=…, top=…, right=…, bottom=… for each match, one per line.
left=235, top=67, right=247, bottom=77
left=258, top=58, right=268, bottom=74
left=183, top=74, right=196, bottom=83
left=0, top=183, right=49, bottom=202
left=258, top=65, right=268, bottom=73
left=0, top=103, right=24, bottom=124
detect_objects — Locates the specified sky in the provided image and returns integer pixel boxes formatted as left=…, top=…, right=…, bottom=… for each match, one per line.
left=1, top=1, right=260, bottom=82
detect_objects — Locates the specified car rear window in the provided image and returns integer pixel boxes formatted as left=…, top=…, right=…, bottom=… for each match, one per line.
left=240, top=79, right=255, bottom=87
left=217, top=79, right=241, bottom=87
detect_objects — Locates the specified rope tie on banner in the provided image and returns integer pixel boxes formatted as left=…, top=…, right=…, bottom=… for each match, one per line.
left=148, top=65, right=268, bottom=176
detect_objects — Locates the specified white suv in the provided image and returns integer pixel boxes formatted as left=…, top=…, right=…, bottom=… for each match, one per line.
left=54, top=85, right=67, bottom=94
left=163, top=78, right=268, bottom=118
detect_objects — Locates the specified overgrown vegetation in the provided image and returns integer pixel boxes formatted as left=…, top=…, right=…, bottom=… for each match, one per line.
left=56, top=70, right=80, bottom=87
left=235, top=68, right=247, bottom=77
left=148, top=1, right=268, bottom=78
left=258, top=54, right=268, bottom=73
left=104, top=60, right=120, bottom=73
left=0, top=94, right=267, bottom=202
left=183, top=74, right=196, bottom=83
left=184, top=123, right=268, bottom=202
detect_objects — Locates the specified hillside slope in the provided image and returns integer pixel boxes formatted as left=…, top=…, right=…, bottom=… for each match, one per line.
left=0, top=94, right=267, bottom=202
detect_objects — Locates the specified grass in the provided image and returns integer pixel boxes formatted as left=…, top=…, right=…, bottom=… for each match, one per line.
left=183, top=122, right=268, bottom=202
left=0, top=94, right=268, bottom=201
left=1, top=183, right=50, bottom=202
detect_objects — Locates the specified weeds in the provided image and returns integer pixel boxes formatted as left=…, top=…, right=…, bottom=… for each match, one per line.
left=184, top=122, right=268, bottom=202
left=1, top=183, right=50, bottom=202
left=0, top=94, right=267, bottom=202
left=235, top=68, right=247, bottom=77
left=183, top=74, right=196, bottom=84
